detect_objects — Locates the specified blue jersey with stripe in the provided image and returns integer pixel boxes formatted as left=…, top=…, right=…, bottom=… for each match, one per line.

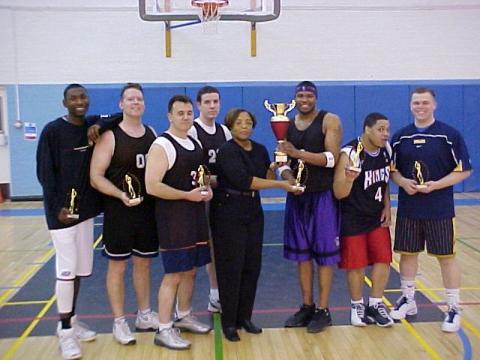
left=391, top=120, right=471, bottom=219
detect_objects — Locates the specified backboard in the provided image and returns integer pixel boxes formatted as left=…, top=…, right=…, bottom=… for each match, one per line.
left=139, top=0, right=281, bottom=22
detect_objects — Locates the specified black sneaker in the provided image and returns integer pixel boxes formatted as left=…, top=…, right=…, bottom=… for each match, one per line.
left=366, top=303, right=394, bottom=327
left=306, top=308, right=332, bottom=333
left=284, top=304, right=316, bottom=327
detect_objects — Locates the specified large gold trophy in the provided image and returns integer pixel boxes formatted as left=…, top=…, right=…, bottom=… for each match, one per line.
left=264, top=100, right=296, bottom=163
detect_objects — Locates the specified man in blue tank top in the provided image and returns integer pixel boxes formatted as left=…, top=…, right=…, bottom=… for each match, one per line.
left=389, top=87, right=472, bottom=333
left=278, top=81, right=343, bottom=333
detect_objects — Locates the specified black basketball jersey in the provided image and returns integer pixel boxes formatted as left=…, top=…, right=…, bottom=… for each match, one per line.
left=340, top=138, right=392, bottom=236
left=287, top=111, right=333, bottom=192
left=105, top=125, right=156, bottom=198
left=155, top=132, right=206, bottom=249
left=192, top=121, right=228, bottom=175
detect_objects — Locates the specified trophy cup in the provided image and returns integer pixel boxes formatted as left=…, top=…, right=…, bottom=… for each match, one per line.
left=196, top=165, right=211, bottom=196
left=292, top=159, right=307, bottom=192
left=122, top=173, right=143, bottom=205
left=413, top=160, right=428, bottom=189
left=347, top=140, right=364, bottom=172
left=66, top=188, right=80, bottom=219
left=264, top=100, right=296, bottom=163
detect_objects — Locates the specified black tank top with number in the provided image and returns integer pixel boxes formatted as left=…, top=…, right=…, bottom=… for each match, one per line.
left=105, top=125, right=156, bottom=197
left=193, top=121, right=227, bottom=175
left=340, top=138, right=391, bottom=236
left=287, top=110, right=333, bottom=192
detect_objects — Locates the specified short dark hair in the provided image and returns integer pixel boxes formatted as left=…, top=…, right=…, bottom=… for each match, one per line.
left=196, top=86, right=220, bottom=103
left=168, top=95, right=193, bottom=113
left=412, top=87, right=436, bottom=99
left=224, top=108, right=257, bottom=129
left=363, top=112, right=389, bottom=131
left=120, top=83, right=144, bottom=99
left=63, top=84, right=86, bottom=99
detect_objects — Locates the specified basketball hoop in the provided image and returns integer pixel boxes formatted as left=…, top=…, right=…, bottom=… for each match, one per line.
left=192, top=0, right=229, bottom=23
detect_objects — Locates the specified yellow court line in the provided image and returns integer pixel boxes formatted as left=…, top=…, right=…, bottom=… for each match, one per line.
left=4, top=300, right=50, bottom=306
left=384, top=286, right=480, bottom=293
left=2, top=294, right=57, bottom=360
left=364, top=276, right=441, bottom=360
left=391, top=259, right=480, bottom=340
left=0, top=248, right=55, bottom=307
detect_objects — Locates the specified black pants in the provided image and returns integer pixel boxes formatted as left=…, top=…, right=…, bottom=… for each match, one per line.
left=210, top=192, right=264, bottom=329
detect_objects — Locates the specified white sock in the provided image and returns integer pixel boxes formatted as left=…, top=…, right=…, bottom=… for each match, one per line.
left=369, top=297, right=382, bottom=307
left=400, top=277, right=416, bottom=301
left=351, top=298, right=364, bottom=305
left=209, top=288, right=219, bottom=300
left=176, top=307, right=191, bottom=320
left=445, top=288, right=460, bottom=309
left=158, top=321, right=173, bottom=331
left=139, top=308, right=151, bottom=316
left=114, top=316, right=126, bottom=324
left=55, top=280, right=74, bottom=313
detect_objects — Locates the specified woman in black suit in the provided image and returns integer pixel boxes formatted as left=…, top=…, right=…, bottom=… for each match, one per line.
left=210, top=108, right=296, bottom=341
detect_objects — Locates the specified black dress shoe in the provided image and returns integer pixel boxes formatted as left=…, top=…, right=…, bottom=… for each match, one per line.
left=223, top=327, right=240, bottom=342
left=240, top=319, right=263, bottom=334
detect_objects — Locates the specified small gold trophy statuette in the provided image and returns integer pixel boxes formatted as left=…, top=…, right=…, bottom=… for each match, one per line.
left=414, top=161, right=427, bottom=189
left=197, top=165, right=210, bottom=196
left=124, top=174, right=143, bottom=205
left=67, top=188, right=79, bottom=219
left=293, top=159, right=307, bottom=192
left=347, top=141, right=364, bottom=172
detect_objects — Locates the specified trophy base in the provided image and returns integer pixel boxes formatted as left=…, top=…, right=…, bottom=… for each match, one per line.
left=128, top=197, right=143, bottom=206
left=415, top=184, right=427, bottom=189
left=274, top=154, right=288, bottom=163
left=293, top=185, right=306, bottom=193
left=67, top=213, right=79, bottom=220
left=346, top=166, right=362, bottom=173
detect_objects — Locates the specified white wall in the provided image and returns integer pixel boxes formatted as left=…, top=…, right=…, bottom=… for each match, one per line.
left=0, top=0, right=480, bottom=84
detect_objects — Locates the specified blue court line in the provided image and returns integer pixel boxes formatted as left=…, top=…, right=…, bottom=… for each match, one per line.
left=458, top=328, right=473, bottom=360
left=1, top=198, right=480, bottom=216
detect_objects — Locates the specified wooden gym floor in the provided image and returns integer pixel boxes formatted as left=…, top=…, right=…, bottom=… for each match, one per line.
left=0, top=195, right=479, bottom=360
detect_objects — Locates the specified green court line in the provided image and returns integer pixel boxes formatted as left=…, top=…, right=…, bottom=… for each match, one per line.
left=213, top=313, right=223, bottom=360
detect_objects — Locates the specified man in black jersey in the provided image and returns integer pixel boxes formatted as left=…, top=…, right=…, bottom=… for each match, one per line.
left=90, top=83, right=159, bottom=345
left=188, top=86, right=232, bottom=312
left=146, top=95, right=212, bottom=350
left=37, top=84, right=121, bottom=359
left=333, top=112, right=394, bottom=328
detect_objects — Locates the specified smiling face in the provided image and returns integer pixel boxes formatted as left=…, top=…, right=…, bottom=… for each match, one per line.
left=230, top=111, right=254, bottom=142
left=295, top=91, right=317, bottom=115
left=410, top=92, right=436, bottom=124
left=63, top=87, right=89, bottom=118
left=365, top=119, right=390, bottom=148
left=119, top=88, right=145, bottom=119
left=168, top=101, right=194, bottom=133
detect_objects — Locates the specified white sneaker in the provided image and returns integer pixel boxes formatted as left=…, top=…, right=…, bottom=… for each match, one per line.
left=154, top=327, right=191, bottom=350
left=350, top=303, right=367, bottom=327
left=174, top=313, right=212, bottom=334
left=71, top=315, right=96, bottom=342
left=390, top=296, right=418, bottom=320
left=57, top=327, right=82, bottom=360
left=135, top=310, right=160, bottom=332
left=207, top=296, right=222, bottom=313
left=441, top=306, right=461, bottom=333
left=113, top=319, right=136, bottom=345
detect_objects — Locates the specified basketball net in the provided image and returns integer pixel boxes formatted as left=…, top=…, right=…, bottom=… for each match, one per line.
left=192, top=0, right=229, bottom=33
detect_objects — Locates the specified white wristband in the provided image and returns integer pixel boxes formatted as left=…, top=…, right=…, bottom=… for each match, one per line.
left=323, top=151, right=335, bottom=168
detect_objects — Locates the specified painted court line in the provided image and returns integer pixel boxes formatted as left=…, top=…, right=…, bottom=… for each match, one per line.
left=363, top=275, right=441, bottom=360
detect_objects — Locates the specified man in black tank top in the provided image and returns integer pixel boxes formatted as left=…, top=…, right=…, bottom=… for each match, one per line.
left=278, top=81, right=343, bottom=333
left=90, top=83, right=159, bottom=345
left=333, top=112, right=394, bottom=328
left=187, top=86, right=232, bottom=313
left=145, top=95, right=213, bottom=350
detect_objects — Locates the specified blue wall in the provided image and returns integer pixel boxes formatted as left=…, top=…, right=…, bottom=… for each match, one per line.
left=8, top=81, right=480, bottom=198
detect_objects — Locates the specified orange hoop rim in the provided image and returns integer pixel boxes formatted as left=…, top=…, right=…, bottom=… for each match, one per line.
left=191, top=0, right=229, bottom=8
